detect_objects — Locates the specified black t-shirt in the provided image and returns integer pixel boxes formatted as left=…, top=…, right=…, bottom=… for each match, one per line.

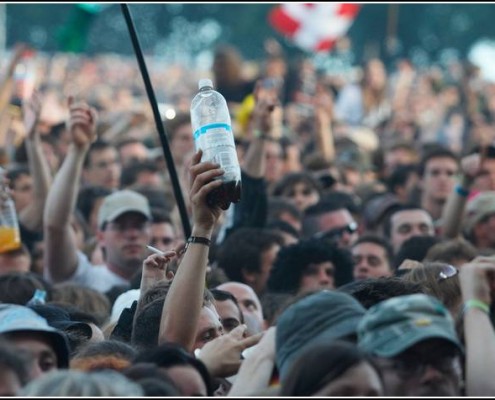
left=20, top=222, right=43, bottom=255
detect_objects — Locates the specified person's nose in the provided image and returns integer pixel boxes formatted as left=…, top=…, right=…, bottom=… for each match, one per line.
left=356, top=261, right=370, bottom=274
left=318, top=269, right=331, bottom=285
left=339, top=230, right=353, bottom=247
left=419, top=363, right=444, bottom=384
left=28, top=361, right=43, bottom=380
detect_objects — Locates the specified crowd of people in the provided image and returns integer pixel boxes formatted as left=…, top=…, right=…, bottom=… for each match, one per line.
left=1, top=35, right=495, bottom=396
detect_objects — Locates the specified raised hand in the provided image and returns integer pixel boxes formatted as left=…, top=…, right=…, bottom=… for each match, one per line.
left=142, top=251, right=177, bottom=283
left=460, top=256, right=495, bottom=305
left=188, top=149, right=224, bottom=234
left=7, top=43, right=28, bottom=76
left=460, top=152, right=483, bottom=186
left=197, top=324, right=263, bottom=377
left=251, top=79, right=279, bottom=135
left=314, top=82, right=334, bottom=128
left=67, top=96, right=98, bottom=149
left=22, top=90, right=42, bottom=139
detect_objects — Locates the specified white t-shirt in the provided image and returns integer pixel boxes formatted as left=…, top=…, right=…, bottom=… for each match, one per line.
left=56, top=251, right=129, bottom=293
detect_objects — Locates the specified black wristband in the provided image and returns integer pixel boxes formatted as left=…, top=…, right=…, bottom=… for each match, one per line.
left=187, top=236, right=211, bottom=246
left=182, top=236, right=211, bottom=254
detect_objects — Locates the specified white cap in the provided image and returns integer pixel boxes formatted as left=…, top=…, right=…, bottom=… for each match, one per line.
left=198, top=79, right=213, bottom=90
left=97, top=190, right=151, bottom=230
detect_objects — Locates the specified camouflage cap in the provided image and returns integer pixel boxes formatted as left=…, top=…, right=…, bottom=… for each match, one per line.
left=357, top=294, right=462, bottom=357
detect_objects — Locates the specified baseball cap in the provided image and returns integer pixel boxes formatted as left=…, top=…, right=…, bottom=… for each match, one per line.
left=276, top=290, right=366, bottom=380
left=357, top=293, right=463, bottom=358
left=463, top=191, right=495, bottom=235
left=0, top=304, right=70, bottom=368
left=97, top=190, right=151, bottom=229
left=29, top=304, right=93, bottom=340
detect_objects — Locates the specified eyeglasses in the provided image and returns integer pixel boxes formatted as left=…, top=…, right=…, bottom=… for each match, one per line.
left=438, top=264, right=458, bottom=282
left=312, top=222, right=358, bottom=242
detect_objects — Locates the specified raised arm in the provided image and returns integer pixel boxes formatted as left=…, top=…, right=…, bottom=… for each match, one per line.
left=441, top=153, right=481, bottom=238
left=18, top=91, right=52, bottom=232
left=228, top=326, right=276, bottom=396
left=0, top=46, right=26, bottom=155
left=158, top=149, right=224, bottom=351
left=459, top=256, right=495, bottom=396
left=137, top=251, right=176, bottom=306
left=242, top=80, right=278, bottom=178
left=313, top=83, right=335, bottom=163
left=43, top=97, right=97, bottom=282
left=0, top=45, right=25, bottom=116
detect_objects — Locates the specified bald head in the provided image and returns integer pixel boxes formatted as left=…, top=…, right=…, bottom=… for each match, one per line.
left=216, top=282, right=263, bottom=334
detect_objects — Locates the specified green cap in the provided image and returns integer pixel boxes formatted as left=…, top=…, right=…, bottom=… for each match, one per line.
left=357, top=294, right=463, bottom=357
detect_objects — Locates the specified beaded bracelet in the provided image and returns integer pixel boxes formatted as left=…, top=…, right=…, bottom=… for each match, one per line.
left=464, top=299, right=490, bottom=314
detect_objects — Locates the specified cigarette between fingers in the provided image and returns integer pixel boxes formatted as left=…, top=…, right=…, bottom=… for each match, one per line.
left=146, top=245, right=165, bottom=255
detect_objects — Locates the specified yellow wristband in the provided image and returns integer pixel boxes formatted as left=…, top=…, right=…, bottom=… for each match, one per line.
left=464, top=299, right=490, bottom=314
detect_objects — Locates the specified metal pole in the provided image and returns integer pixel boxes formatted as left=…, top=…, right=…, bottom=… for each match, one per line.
left=120, top=3, right=191, bottom=238
left=0, top=4, right=6, bottom=58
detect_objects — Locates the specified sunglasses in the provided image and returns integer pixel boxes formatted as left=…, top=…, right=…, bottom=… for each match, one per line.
left=395, top=263, right=459, bottom=281
left=437, top=264, right=458, bottom=282
left=312, top=222, right=358, bottom=242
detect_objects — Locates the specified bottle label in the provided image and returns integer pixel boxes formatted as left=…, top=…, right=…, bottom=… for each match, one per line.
left=193, top=123, right=232, bottom=140
left=193, top=123, right=240, bottom=179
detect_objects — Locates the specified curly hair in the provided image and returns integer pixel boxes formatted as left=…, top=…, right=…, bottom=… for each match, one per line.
left=267, top=239, right=354, bottom=294
left=216, top=228, right=285, bottom=283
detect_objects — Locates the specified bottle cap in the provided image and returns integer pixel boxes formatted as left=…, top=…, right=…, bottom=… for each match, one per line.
left=198, top=79, right=213, bottom=90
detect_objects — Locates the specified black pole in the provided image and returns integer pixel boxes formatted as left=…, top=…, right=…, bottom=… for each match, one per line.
left=120, top=3, right=191, bottom=238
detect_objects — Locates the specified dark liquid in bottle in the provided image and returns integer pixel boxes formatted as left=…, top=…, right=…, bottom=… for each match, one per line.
left=206, top=180, right=242, bottom=210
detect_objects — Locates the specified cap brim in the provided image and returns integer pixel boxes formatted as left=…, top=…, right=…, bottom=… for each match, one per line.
left=12, top=329, right=70, bottom=368
left=54, top=321, right=93, bottom=341
left=101, top=208, right=151, bottom=229
left=368, top=327, right=463, bottom=358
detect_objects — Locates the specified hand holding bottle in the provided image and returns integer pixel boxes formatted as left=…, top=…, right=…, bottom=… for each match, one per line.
left=188, top=149, right=225, bottom=234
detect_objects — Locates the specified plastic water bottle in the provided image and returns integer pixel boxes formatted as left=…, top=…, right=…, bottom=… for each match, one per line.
left=190, top=79, right=241, bottom=210
left=0, top=167, right=21, bottom=253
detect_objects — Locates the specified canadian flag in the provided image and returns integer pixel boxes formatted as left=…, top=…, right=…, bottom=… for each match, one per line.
left=268, top=3, right=361, bottom=53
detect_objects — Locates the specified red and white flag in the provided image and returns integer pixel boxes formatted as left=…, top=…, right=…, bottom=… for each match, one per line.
left=268, top=3, right=361, bottom=53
